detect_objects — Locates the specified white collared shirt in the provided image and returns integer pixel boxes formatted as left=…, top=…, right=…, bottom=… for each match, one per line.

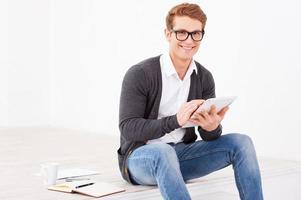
left=147, top=53, right=198, bottom=144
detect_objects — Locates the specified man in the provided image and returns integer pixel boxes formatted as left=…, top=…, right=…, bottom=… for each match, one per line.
left=118, top=3, right=263, bottom=200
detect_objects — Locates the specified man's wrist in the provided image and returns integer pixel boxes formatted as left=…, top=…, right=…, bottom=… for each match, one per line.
left=176, top=113, right=184, bottom=127
left=173, top=114, right=182, bottom=128
left=202, top=123, right=219, bottom=132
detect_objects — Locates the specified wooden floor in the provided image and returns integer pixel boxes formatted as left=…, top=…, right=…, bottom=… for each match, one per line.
left=1, top=127, right=301, bottom=200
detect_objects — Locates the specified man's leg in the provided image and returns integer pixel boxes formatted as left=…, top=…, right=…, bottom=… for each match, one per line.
left=175, top=133, right=263, bottom=200
left=127, top=143, right=191, bottom=200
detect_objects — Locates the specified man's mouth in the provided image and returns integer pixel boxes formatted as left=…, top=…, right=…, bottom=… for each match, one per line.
left=180, top=45, right=195, bottom=52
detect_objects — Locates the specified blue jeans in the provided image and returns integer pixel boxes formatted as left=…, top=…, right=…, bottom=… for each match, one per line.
left=127, top=133, right=263, bottom=200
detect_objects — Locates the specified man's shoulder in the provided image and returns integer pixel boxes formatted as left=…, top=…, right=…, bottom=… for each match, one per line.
left=126, top=55, right=161, bottom=77
left=133, top=55, right=161, bottom=71
left=123, top=55, right=161, bottom=82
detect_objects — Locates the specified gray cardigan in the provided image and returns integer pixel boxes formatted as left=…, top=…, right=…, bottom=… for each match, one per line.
left=118, top=55, right=222, bottom=184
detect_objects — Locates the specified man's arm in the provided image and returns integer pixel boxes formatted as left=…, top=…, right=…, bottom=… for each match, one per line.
left=119, top=66, right=180, bottom=142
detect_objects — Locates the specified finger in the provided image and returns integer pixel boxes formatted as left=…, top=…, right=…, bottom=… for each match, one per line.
left=201, top=111, right=211, bottom=120
left=209, top=105, right=217, bottom=115
left=189, top=118, right=203, bottom=126
left=182, top=101, right=197, bottom=111
left=190, top=103, right=199, bottom=113
left=190, top=99, right=205, bottom=106
left=201, top=111, right=216, bottom=127
left=218, top=106, right=229, bottom=118
left=186, top=101, right=200, bottom=109
left=184, top=100, right=206, bottom=117
left=183, top=103, right=198, bottom=117
left=193, top=112, right=206, bottom=122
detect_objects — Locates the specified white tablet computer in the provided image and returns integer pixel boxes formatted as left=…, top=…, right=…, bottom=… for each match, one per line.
left=183, top=96, right=237, bottom=128
left=194, top=96, right=237, bottom=113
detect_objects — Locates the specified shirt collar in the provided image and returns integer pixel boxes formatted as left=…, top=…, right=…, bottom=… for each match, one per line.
left=161, top=53, right=198, bottom=79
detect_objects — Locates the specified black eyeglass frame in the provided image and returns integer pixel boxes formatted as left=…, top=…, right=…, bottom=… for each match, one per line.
left=171, top=29, right=205, bottom=42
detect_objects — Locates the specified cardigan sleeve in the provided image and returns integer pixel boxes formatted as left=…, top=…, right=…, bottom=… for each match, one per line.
left=119, top=66, right=181, bottom=142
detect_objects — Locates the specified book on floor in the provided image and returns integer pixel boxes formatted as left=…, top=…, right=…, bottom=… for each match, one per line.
left=47, top=180, right=125, bottom=198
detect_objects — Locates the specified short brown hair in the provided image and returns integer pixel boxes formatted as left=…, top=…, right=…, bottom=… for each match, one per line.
left=166, top=3, right=207, bottom=31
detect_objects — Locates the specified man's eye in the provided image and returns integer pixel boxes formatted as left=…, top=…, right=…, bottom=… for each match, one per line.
left=192, top=32, right=201, bottom=36
left=177, top=31, right=187, bottom=35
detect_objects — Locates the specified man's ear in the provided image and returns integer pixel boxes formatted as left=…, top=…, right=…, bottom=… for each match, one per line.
left=164, top=29, right=171, bottom=42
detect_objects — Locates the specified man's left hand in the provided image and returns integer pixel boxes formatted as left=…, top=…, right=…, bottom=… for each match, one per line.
left=189, top=105, right=229, bottom=132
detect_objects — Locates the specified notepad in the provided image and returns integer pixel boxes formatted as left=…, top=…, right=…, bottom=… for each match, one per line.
left=48, top=180, right=125, bottom=198
left=57, top=168, right=100, bottom=179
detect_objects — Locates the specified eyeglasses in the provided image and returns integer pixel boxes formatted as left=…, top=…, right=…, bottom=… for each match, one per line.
left=171, top=29, right=205, bottom=42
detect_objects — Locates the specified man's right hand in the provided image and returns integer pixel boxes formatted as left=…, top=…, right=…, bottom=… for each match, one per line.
left=177, top=99, right=205, bottom=127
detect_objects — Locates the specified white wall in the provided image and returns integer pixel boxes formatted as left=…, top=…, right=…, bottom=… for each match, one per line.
left=0, top=0, right=50, bottom=126
left=240, top=0, right=301, bottom=161
left=1, top=0, right=301, bottom=160
left=48, top=0, right=180, bottom=135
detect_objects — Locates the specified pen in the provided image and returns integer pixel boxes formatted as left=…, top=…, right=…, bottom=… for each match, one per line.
left=75, top=183, right=94, bottom=188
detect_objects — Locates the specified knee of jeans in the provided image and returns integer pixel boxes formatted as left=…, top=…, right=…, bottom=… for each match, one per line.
left=151, top=143, right=178, bottom=165
left=226, top=133, right=255, bottom=154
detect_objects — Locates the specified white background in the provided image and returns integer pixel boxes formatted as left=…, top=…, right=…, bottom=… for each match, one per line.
left=1, top=0, right=301, bottom=160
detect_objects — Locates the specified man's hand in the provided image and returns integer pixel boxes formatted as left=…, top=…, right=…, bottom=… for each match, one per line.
left=177, top=100, right=205, bottom=127
left=189, top=105, right=229, bottom=131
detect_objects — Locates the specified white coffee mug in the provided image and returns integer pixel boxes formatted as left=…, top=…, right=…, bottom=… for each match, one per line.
left=40, top=162, right=59, bottom=186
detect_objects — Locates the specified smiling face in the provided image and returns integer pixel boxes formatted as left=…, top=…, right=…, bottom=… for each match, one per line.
left=165, top=16, right=203, bottom=63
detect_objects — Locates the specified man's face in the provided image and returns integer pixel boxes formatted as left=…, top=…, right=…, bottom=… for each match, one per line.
left=165, top=16, right=203, bottom=62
